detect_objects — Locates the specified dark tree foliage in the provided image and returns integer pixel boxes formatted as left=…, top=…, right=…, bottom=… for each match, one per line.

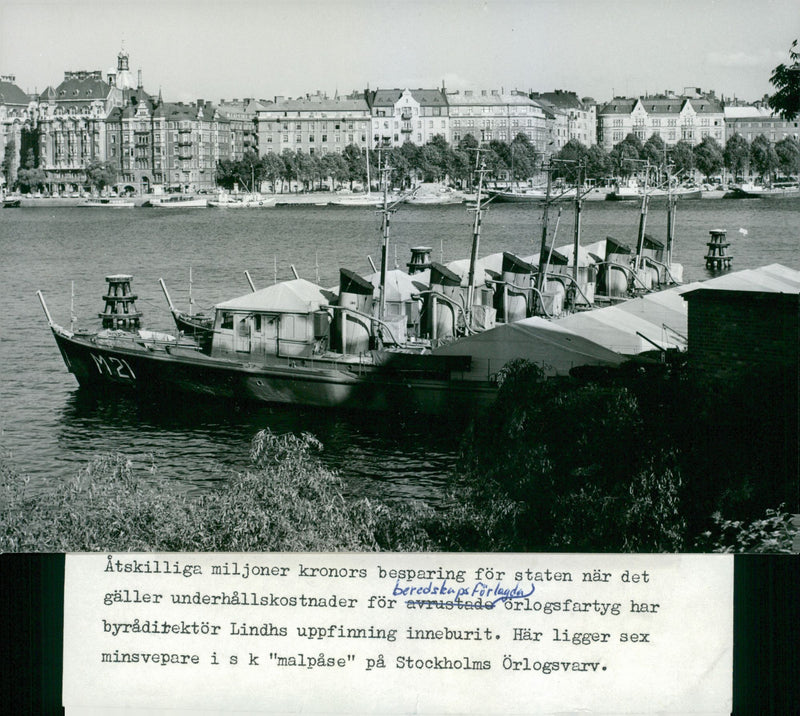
left=768, top=39, right=800, bottom=120
left=668, top=140, right=696, bottom=177
left=452, top=354, right=795, bottom=552
left=2, top=137, right=16, bottom=186
left=85, top=159, right=118, bottom=190
left=775, top=136, right=800, bottom=176
left=215, top=150, right=263, bottom=191
left=584, top=144, right=611, bottom=181
left=693, top=136, right=724, bottom=180
left=609, top=134, right=643, bottom=176
left=723, top=133, right=750, bottom=180
left=554, top=139, right=589, bottom=183
left=642, top=134, right=667, bottom=169
left=750, top=134, right=779, bottom=180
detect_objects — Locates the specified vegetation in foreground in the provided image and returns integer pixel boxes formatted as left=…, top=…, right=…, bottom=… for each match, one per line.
left=0, top=431, right=438, bottom=553
left=1, top=360, right=798, bottom=553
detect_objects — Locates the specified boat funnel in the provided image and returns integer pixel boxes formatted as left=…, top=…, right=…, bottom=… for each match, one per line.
left=496, top=252, right=533, bottom=322
left=599, top=237, right=632, bottom=297
left=423, top=263, right=462, bottom=339
left=334, top=268, right=373, bottom=354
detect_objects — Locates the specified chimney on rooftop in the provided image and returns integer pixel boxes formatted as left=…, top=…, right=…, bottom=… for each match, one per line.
left=137, top=69, right=142, bottom=89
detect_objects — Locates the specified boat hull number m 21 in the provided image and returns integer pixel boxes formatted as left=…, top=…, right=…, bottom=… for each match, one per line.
left=91, top=353, right=136, bottom=381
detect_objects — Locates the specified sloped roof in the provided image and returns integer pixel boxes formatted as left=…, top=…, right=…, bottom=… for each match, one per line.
left=216, top=278, right=329, bottom=313
left=550, top=280, right=699, bottom=354
left=600, top=96, right=723, bottom=116
left=532, top=91, right=586, bottom=110
left=371, top=88, right=447, bottom=107
left=259, top=96, right=369, bottom=113
left=433, top=316, right=626, bottom=377
left=446, top=91, right=540, bottom=108
left=153, top=101, right=224, bottom=121
left=0, top=79, right=31, bottom=105
left=53, top=76, right=111, bottom=103
left=693, top=265, right=800, bottom=294
left=597, top=99, right=638, bottom=115
left=689, top=98, right=723, bottom=113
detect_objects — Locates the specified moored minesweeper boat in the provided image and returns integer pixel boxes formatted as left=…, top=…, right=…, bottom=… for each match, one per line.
left=38, top=271, right=626, bottom=414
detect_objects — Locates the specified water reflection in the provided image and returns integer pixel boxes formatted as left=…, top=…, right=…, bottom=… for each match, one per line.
left=57, top=387, right=465, bottom=504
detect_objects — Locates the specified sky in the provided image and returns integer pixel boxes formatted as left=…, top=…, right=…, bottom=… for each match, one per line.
left=0, top=0, right=798, bottom=105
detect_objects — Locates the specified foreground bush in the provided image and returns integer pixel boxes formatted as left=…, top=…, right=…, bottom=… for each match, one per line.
left=451, top=359, right=799, bottom=553
left=2, top=406, right=797, bottom=554
left=0, top=431, right=439, bottom=552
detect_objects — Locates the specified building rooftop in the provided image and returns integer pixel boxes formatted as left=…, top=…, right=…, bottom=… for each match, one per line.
left=598, top=96, right=723, bottom=115
left=257, top=95, right=369, bottom=113
left=49, top=73, right=111, bottom=105
left=531, top=90, right=588, bottom=110
left=0, top=77, right=30, bottom=105
left=446, top=90, right=539, bottom=107
left=370, top=88, right=447, bottom=107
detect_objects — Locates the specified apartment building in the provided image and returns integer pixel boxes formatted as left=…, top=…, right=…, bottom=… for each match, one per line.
left=0, top=74, right=34, bottom=189
left=369, top=88, right=448, bottom=147
left=724, top=105, right=800, bottom=143
left=597, top=92, right=724, bottom=151
left=530, top=90, right=596, bottom=147
left=256, top=92, right=371, bottom=155
left=217, top=98, right=261, bottom=157
left=446, top=89, right=548, bottom=151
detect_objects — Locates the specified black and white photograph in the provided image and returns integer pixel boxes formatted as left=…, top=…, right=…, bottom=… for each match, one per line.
left=1, top=0, right=799, bottom=712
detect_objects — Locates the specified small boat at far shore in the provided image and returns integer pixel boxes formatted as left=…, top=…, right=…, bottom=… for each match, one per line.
left=144, top=195, right=208, bottom=208
left=730, top=183, right=800, bottom=199
left=487, top=186, right=548, bottom=203
left=83, top=197, right=135, bottom=208
left=208, top=194, right=276, bottom=208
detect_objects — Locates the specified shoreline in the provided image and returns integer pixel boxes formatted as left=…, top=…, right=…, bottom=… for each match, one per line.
left=2, top=189, right=758, bottom=208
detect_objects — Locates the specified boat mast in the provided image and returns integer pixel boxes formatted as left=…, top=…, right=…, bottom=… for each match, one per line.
left=377, top=154, right=391, bottom=322
left=189, top=267, right=194, bottom=316
left=634, top=160, right=651, bottom=272
left=466, top=148, right=488, bottom=322
left=365, top=142, right=371, bottom=196
left=665, top=162, right=677, bottom=269
left=535, top=160, right=554, bottom=294
left=572, top=163, right=583, bottom=289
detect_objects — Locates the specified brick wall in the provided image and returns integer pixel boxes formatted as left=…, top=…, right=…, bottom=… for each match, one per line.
left=685, top=290, right=800, bottom=375
left=684, top=288, right=800, bottom=512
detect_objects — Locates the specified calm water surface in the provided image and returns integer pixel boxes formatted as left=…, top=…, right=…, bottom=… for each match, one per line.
left=2, top=198, right=799, bottom=502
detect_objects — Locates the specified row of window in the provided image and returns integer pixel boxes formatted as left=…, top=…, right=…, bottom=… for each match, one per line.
left=451, top=118, right=539, bottom=128
left=608, top=129, right=726, bottom=143
left=279, top=122, right=365, bottom=131
left=273, top=133, right=367, bottom=144
left=452, top=130, right=539, bottom=143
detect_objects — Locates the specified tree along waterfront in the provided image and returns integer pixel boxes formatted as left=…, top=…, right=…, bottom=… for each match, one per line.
left=210, top=130, right=800, bottom=198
